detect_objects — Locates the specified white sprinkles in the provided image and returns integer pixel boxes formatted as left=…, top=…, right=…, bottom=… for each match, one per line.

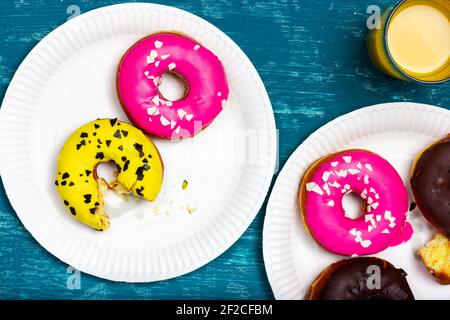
left=143, top=39, right=226, bottom=134
left=304, top=155, right=403, bottom=249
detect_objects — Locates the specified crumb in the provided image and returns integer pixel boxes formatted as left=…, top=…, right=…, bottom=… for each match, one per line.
left=152, top=207, right=160, bottom=216
left=187, top=206, right=197, bottom=214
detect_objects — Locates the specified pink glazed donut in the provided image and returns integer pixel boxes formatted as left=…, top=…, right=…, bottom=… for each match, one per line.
left=117, top=33, right=229, bottom=139
left=299, top=149, right=413, bottom=256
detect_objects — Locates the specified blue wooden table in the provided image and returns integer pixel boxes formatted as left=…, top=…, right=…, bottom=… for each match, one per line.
left=0, top=0, right=448, bottom=300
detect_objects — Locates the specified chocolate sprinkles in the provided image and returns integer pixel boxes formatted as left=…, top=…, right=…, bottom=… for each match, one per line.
left=133, top=143, right=144, bottom=157
left=113, top=130, right=122, bottom=138
left=136, top=186, right=145, bottom=196
left=84, top=194, right=92, bottom=204
left=76, top=139, right=86, bottom=150
left=123, top=160, right=130, bottom=172
left=135, top=164, right=149, bottom=181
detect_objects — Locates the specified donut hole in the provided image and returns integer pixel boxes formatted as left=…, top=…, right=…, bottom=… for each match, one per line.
left=94, top=161, right=128, bottom=214
left=342, top=191, right=366, bottom=220
left=157, top=71, right=188, bottom=102
left=95, top=161, right=119, bottom=184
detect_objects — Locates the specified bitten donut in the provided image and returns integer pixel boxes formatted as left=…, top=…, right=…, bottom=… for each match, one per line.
left=299, top=149, right=413, bottom=256
left=411, top=134, right=450, bottom=236
left=55, top=119, right=163, bottom=230
left=117, top=33, right=229, bottom=139
left=307, top=257, right=415, bottom=300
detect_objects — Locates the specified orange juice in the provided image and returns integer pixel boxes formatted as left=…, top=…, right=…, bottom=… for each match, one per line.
left=367, top=0, right=450, bottom=83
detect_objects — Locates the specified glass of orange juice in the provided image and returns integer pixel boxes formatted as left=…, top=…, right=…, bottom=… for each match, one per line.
left=367, top=0, right=449, bottom=83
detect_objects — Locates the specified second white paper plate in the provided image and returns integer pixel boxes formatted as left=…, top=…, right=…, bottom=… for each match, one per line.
left=263, top=102, right=449, bottom=300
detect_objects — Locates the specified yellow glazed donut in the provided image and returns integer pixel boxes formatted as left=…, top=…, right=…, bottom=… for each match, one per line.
left=55, top=119, right=163, bottom=230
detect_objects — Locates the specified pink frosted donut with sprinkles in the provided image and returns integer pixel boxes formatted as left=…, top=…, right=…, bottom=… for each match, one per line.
left=117, top=33, right=229, bottom=139
left=299, top=149, right=413, bottom=256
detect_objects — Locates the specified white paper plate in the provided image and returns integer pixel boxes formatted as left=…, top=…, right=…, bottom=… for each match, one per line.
left=0, top=3, right=276, bottom=282
left=263, top=102, right=450, bottom=300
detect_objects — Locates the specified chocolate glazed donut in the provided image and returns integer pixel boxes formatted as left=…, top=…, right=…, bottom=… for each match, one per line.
left=411, top=135, right=450, bottom=236
left=307, top=257, right=414, bottom=300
